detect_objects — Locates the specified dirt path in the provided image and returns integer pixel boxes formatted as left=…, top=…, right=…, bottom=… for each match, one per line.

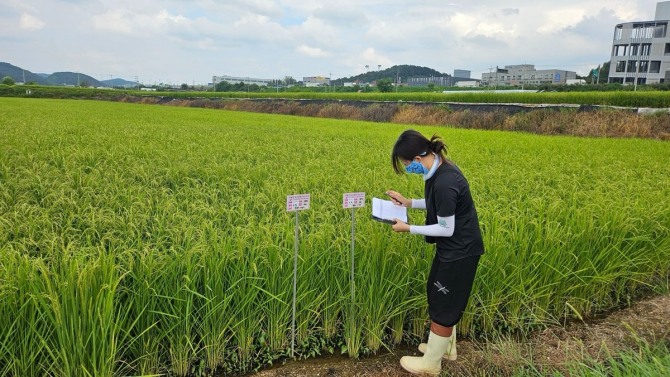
left=246, top=294, right=670, bottom=376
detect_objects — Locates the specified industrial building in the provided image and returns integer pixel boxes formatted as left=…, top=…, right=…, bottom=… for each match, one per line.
left=212, top=75, right=274, bottom=86
left=453, top=69, right=471, bottom=79
left=303, top=76, right=331, bottom=87
left=406, top=70, right=477, bottom=87
left=608, top=1, right=670, bottom=84
left=406, top=76, right=452, bottom=87
left=480, top=65, right=576, bottom=86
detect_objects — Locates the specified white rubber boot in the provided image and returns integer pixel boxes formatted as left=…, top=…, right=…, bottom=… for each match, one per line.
left=400, top=331, right=451, bottom=376
left=418, top=326, right=457, bottom=361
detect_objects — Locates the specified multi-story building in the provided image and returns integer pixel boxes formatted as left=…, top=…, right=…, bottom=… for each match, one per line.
left=406, top=73, right=478, bottom=87
left=212, top=75, right=274, bottom=86
left=406, top=76, right=453, bottom=87
left=608, top=1, right=670, bottom=84
left=481, top=64, right=576, bottom=86
left=453, top=69, right=471, bottom=79
left=303, top=76, right=331, bottom=87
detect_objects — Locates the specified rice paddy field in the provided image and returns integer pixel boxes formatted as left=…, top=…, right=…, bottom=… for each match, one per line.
left=1, top=97, right=669, bottom=376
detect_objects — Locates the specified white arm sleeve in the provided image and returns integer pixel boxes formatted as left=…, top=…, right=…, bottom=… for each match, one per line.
left=411, top=199, right=426, bottom=210
left=409, top=215, right=455, bottom=237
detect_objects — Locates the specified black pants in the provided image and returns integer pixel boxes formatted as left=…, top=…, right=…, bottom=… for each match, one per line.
left=426, top=254, right=481, bottom=328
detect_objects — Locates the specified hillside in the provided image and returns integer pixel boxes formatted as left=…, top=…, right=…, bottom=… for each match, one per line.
left=0, top=62, right=48, bottom=85
left=0, top=62, right=139, bottom=87
left=3, top=61, right=450, bottom=88
left=102, top=78, right=138, bottom=88
left=332, top=64, right=445, bottom=85
left=45, top=72, right=104, bottom=87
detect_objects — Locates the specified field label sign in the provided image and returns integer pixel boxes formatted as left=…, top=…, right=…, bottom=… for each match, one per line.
left=286, top=194, right=310, bottom=212
left=286, top=193, right=310, bottom=357
left=343, top=192, right=365, bottom=209
left=342, top=192, right=365, bottom=312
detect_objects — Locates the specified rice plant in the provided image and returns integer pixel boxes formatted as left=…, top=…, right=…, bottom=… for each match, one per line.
left=0, top=97, right=668, bottom=375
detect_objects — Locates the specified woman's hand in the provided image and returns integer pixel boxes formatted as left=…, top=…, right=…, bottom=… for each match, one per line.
left=386, top=190, right=411, bottom=208
left=391, top=219, right=410, bottom=232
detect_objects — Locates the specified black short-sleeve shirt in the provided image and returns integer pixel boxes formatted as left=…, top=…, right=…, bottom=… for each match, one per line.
left=424, top=162, right=485, bottom=262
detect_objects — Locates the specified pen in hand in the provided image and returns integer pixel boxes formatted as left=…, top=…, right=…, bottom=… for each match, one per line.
left=385, top=191, right=404, bottom=206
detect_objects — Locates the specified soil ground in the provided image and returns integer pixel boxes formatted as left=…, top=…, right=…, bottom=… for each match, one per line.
left=244, top=294, right=670, bottom=376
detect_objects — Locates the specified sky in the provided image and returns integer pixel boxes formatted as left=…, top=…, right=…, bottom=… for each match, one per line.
left=0, top=0, right=664, bottom=85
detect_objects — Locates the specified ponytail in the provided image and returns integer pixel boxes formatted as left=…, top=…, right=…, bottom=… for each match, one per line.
left=428, top=134, right=448, bottom=161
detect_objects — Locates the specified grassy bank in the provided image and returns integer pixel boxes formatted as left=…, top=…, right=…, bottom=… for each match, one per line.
left=4, top=84, right=670, bottom=107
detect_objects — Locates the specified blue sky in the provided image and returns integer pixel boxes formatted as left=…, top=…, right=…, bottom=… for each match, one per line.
left=0, top=0, right=664, bottom=85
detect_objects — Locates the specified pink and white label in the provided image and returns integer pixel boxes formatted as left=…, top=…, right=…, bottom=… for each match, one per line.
left=343, top=192, right=365, bottom=209
left=287, top=194, right=310, bottom=212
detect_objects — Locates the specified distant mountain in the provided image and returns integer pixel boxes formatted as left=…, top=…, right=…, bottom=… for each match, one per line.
left=3, top=61, right=450, bottom=88
left=333, top=64, right=446, bottom=85
left=46, top=72, right=105, bottom=87
left=0, top=62, right=48, bottom=84
left=102, top=78, right=138, bottom=88
left=0, top=62, right=135, bottom=87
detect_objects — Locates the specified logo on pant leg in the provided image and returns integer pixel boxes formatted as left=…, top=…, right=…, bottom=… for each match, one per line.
left=434, top=281, right=449, bottom=295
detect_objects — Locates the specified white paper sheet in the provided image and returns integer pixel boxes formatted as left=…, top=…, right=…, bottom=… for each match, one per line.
left=371, top=197, right=407, bottom=223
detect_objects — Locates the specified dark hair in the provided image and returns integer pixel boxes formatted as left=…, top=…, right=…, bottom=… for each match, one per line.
left=391, top=129, right=448, bottom=174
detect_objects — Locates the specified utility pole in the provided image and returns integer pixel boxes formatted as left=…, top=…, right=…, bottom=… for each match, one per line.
left=488, top=67, right=494, bottom=88
left=396, top=68, right=400, bottom=92
left=634, top=43, right=643, bottom=91
left=633, top=29, right=642, bottom=92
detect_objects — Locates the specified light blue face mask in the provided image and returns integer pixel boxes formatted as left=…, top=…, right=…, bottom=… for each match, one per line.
left=405, top=161, right=429, bottom=175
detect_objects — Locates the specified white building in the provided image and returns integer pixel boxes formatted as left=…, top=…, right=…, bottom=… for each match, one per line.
left=455, top=81, right=479, bottom=88
left=303, top=76, right=331, bottom=87
left=212, top=75, right=274, bottom=86
left=608, top=1, right=670, bottom=84
left=454, top=69, right=471, bottom=79
left=407, top=76, right=452, bottom=87
left=481, top=64, right=576, bottom=86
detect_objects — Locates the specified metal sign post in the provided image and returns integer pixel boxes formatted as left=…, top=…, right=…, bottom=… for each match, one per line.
left=342, top=192, right=365, bottom=307
left=286, top=193, right=310, bottom=358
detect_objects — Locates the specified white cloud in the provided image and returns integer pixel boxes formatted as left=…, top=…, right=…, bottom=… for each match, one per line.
left=2, top=0, right=664, bottom=84
left=360, top=47, right=392, bottom=69
left=296, top=44, right=330, bottom=58
left=156, top=9, right=189, bottom=25
left=295, top=16, right=340, bottom=47
left=19, top=13, right=45, bottom=30
left=92, top=10, right=134, bottom=34
left=92, top=8, right=193, bottom=35
left=502, top=8, right=519, bottom=16
left=312, top=5, right=368, bottom=28
left=537, top=8, right=586, bottom=34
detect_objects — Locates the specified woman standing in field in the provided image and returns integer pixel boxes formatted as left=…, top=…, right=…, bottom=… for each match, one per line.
left=386, top=129, right=484, bottom=376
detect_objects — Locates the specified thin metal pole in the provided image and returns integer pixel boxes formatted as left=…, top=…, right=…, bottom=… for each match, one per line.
left=291, top=210, right=298, bottom=357
left=350, top=208, right=356, bottom=304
